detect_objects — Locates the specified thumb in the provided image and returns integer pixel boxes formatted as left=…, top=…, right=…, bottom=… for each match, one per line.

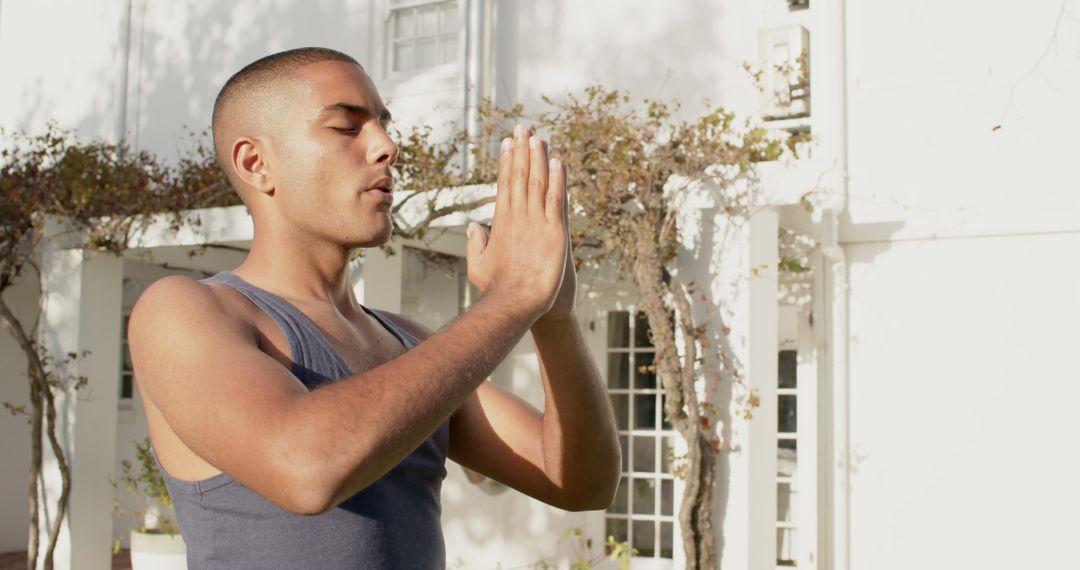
left=465, top=222, right=489, bottom=264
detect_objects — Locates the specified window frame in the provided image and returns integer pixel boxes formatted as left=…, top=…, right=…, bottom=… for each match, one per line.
left=603, top=308, right=678, bottom=562
left=775, top=303, right=819, bottom=569
left=384, top=0, right=461, bottom=77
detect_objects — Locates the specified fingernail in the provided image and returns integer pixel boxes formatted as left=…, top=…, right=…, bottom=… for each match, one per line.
left=550, top=158, right=559, bottom=170
left=514, top=124, right=526, bottom=139
left=467, top=223, right=474, bottom=238
left=529, top=136, right=538, bottom=149
left=501, top=138, right=512, bottom=153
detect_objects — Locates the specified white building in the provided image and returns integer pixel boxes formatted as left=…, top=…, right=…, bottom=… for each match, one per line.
left=1, top=0, right=1077, bottom=569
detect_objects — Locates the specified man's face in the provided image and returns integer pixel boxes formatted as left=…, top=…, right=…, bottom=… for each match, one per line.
left=267, top=60, right=397, bottom=249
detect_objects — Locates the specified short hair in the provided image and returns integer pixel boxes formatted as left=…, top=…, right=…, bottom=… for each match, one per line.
left=211, top=47, right=362, bottom=186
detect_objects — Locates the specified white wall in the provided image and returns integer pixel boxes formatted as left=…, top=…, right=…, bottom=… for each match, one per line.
left=1, top=0, right=399, bottom=156
left=0, top=0, right=127, bottom=141
left=846, top=233, right=1080, bottom=568
left=841, top=0, right=1080, bottom=568
left=844, top=0, right=1080, bottom=237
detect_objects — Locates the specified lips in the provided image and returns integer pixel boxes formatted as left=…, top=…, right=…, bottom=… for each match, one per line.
left=365, top=188, right=393, bottom=205
left=365, top=178, right=394, bottom=205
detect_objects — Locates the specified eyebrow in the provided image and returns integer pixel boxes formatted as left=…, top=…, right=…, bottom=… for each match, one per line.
left=319, top=102, right=392, bottom=123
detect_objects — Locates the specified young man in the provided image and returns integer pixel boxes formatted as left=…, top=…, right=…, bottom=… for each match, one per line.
left=127, top=47, right=620, bottom=568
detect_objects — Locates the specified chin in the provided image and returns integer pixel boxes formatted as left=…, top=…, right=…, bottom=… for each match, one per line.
left=348, top=218, right=394, bottom=249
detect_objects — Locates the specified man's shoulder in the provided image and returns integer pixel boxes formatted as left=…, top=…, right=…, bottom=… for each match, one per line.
left=129, top=274, right=250, bottom=343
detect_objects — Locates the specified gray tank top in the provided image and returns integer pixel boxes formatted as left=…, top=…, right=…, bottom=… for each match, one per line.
left=154, top=270, right=449, bottom=569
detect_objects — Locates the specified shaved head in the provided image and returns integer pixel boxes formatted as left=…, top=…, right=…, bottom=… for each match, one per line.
left=212, top=47, right=362, bottom=194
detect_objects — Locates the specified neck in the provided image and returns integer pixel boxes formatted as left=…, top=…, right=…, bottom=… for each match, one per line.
left=231, top=219, right=361, bottom=315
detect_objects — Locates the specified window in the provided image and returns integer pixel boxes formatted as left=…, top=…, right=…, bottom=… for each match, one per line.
left=777, top=349, right=798, bottom=566
left=388, top=0, right=459, bottom=73
left=120, top=312, right=134, bottom=404
left=605, top=310, right=676, bottom=559
left=760, top=26, right=810, bottom=121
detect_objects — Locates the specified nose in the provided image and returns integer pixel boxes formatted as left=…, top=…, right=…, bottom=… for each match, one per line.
left=366, top=124, right=398, bottom=167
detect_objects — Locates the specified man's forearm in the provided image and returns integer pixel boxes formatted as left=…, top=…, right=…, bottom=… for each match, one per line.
left=531, top=314, right=621, bottom=509
left=280, top=293, right=536, bottom=512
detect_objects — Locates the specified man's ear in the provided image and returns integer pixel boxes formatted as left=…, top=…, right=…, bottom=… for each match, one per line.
left=231, top=137, right=274, bottom=196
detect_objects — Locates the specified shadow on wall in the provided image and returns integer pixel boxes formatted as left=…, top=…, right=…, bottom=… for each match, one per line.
left=6, top=2, right=125, bottom=140
left=508, top=0, right=741, bottom=120
left=132, top=0, right=370, bottom=159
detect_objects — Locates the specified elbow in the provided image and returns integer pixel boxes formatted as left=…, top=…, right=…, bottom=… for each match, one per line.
left=282, top=488, right=333, bottom=517
left=561, top=483, right=619, bottom=512
left=279, top=456, right=382, bottom=516
left=563, top=493, right=615, bottom=512
left=561, top=447, right=622, bottom=512
left=265, top=445, right=345, bottom=516
left=263, top=418, right=370, bottom=516
left=275, top=466, right=337, bottom=516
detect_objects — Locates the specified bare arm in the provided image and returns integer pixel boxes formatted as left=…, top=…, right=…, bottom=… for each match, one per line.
left=443, top=315, right=620, bottom=511
left=446, top=135, right=620, bottom=510
left=130, top=125, right=568, bottom=515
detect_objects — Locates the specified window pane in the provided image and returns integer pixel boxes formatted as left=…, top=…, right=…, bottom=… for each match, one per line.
left=611, top=477, right=628, bottom=513
left=418, top=5, right=439, bottom=36
left=632, top=435, right=655, bottom=472
left=438, top=35, right=457, bottom=64
left=777, top=528, right=797, bottom=566
left=660, top=521, right=674, bottom=558
left=611, top=394, right=629, bottom=431
left=634, top=311, right=653, bottom=347
left=608, top=312, right=630, bottom=347
left=393, top=42, right=414, bottom=72
left=393, top=9, right=415, bottom=40
left=122, top=343, right=132, bottom=372
left=121, top=374, right=133, bottom=400
left=440, top=2, right=459, bottom=32
left=779, top=349, right=797, bottom=388
left=632, top=478, right=656, bottom=515
left=618, top=434, right=629, bottom=472
left=633, top=394, right=657, bottom=430
left=779, top=394, right=797, bottom=433
left=416, top=38, right=437, bottom=68
left=607, top=352, right=629, bottom=389
left=606, top=517, right=628, bottom=542
left=661, top=436, right=674, bottom=473
left=778, top=439, right=797, bottom=477
left=661, top=479, right=674, bottom=516
left=634, top=352, right=656, bottom=390
left=777, top=481, right=797, bottom=523
left=632, top=520, right=656, bottom=557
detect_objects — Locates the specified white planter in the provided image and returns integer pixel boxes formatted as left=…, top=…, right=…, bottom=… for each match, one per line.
left=130, top=530, right=187, bottom=570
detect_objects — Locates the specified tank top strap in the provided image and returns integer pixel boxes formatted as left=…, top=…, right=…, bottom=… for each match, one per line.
left=362, top=306, right=422, bottom=349
left=200, top=271, right=352, bottom=386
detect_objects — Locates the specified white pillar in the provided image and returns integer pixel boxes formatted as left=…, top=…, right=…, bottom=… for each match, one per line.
left=672, top=202, right=779, bottom=570
left=36, top=247, right=124, bottom=570
left=360, top=246, right=404, bottom=312
left=741, top=207, right=780, bottom=570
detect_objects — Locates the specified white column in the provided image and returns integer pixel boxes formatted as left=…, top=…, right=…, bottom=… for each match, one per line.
left=673, top=203, right=779, bottom=570
left=36, top=248, right=124, bottom=570
left=360, top=246, right=404, bottom=312
left=742, top=207, right=779, bottom=570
